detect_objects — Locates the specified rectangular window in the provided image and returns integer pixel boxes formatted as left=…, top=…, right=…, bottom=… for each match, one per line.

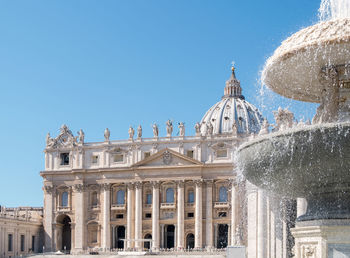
left=144, top=152, right=151, bottom=159
left=32, top=236, right=35, bottom=252
left=186, top=150, right=194, bottom=158
left=8, top=234, right=13, bottom=252
left=91, top=155, right=99, bottom=164
left=187, top=212, right=194, bottom=218
left=146, top=193, right=152, bottom=204
left=113, top=154, right=124, bottom=163
left=145, top=213, right=152, bottom=218
left=116, top=214, right=124, bottom=219
left=20, top=235, right=25, bottom=252
left=60, top=153, right=70, bottom=165
left=217, top=149, right=228, bottom=158
left=218, top=212, right=227, bottom=217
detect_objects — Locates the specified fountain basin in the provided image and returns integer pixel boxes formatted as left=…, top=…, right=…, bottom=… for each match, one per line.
left=237, top=122, right=350, bottom=220
left=262, top=18, right=350, bottom=103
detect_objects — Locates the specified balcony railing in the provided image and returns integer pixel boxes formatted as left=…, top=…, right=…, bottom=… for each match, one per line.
left=214, top=202, right=230, bottom=208
left=185, top=202, right=195, bottom=208
left=111, top=204, right=126, bottom=210
left=57, top=206, right=71, bottom=212
left=144, top=204, right=152, bottom=209
left=160, top=203, right=176, bottom=209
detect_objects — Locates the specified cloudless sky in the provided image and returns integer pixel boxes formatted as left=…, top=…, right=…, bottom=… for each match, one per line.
left=0, top=0, right=322, bottom=207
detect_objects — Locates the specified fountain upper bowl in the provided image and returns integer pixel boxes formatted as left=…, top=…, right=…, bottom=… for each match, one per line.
left=262, top=18, right=350, bottom=103
left=236, top=122, right=350, bottom=198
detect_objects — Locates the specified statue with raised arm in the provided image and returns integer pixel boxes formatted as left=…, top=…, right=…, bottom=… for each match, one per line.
left=128, top=126, right=135, bottom=139
left=77, top=129, right=85, bottom=144
left=137, top=125, right=142, bottom=138
left=152, top=123, right=159, bottom=138
left=178, top=122, right=185, bottom=137
left=166, top=120, right=173, bottom=137
left=104, top=128, right=110, bottom=142
left=194, top=122, right=201, bottom=136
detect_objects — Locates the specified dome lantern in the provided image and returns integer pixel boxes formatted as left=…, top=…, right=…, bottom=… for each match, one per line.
left=224, top=65, right=244, bottom=99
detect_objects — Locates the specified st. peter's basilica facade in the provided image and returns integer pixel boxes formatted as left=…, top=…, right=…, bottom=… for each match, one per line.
left=39, top=67, right=295, bottom=257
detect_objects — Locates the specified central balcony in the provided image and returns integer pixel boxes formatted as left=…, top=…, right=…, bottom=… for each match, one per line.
left=160, top=203, right=176, bottom=210
left=214, top=202, right=230, bottom=209
left=111, top=204, right=126, bottom=211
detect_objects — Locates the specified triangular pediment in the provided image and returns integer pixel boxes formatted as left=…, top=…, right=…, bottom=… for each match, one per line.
left=133, top=148, right=202, bottom=168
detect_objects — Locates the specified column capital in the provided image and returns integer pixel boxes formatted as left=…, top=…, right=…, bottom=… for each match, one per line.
left=194, top=179, right=203, bottom=187
left=176, top=180, right=185, bottom=188
left=101, top=183, right=111, bottom=191
left=151, top=181, right=160, bottom=188
left=127, top=182, right=134, bottom=189
left=135, top=181, right=143, bottom=189
left=204, top=179, right=214, bottom=187
left=43, top=185, right=54, bottom=194
left=73, top=183, right=86, bottom=193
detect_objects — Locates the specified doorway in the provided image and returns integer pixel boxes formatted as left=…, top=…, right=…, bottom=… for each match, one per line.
left=165, top=225, right=175, bottom=249
left=217, top=224, right=228, bottom=248
left=144, top=234, right=152, bottom=250
left=186, top=233, right=195, bottom=249
left=57, top=215, right=71, bottom=252
left=115, top=226, right=125, bottom=249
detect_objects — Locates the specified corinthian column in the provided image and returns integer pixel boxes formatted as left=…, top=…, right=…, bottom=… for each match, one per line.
left=126, top=183, right=135, bottom=250
left=135, top=182, right=143, bottom=251
left=152, top=181, right=160, bottom=251
left=73, top=184, right=86, bottom=253
left=230, top=180, right=237, bottom=246
left=195, top=180, right=203, bottom=249
left=177, top=180, right=185, bottom=250
left=101, top=183, right=111, bottom=251
left=205, top=180, right=213, bottom=249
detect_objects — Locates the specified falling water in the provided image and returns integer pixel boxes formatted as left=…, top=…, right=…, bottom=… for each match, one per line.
left=319, top=0, right=350, bottom=21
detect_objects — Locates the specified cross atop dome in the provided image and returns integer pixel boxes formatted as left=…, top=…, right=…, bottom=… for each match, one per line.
left=223, top=64, right=244, bottom=99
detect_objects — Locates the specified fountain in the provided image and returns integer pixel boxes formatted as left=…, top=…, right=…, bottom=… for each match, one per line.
left=237, top=0, right=350, bottom=257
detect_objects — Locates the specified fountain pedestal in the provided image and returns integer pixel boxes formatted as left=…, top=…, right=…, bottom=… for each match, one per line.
left=292, top=220, right=350, bottom=258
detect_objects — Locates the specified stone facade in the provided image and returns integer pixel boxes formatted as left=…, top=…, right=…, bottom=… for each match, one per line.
left=0, top=207, right=43, bottom=258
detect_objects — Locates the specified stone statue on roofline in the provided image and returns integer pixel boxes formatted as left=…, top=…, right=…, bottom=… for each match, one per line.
left=128, top=126, right=134, bottom=139
left=77, top=129, right=85, bottom=144
left=194, top=122, right=201, bottom=136
left=207, top=121, right=214, bottom=136
left=137, top=125, right=142, bottom=139
left=273, top=107, right=294, bottom=131
left=178, top=122, right=185, bottom=137
left=166, top=120, right=173, bottom=137
left=152, top=123, right=159, bottom=138
left=104, top=128, right=110, bottom=142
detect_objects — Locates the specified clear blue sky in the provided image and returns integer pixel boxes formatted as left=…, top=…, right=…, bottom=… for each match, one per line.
left=0, top=0, right=321, bottom=207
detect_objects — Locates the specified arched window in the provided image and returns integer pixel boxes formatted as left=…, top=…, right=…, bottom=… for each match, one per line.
left=166, top=188, right=174, bottom=203
left=117, top=190, right=125, bottom=204
left=146, top=193, right=152, bottom=204
left=61, top=191, right=68, bottom=207
left=219, top=186, right=228, bottom=202
left=91, top=191, right=98, bottom=206
left=188, top=190, right=194, bottom=203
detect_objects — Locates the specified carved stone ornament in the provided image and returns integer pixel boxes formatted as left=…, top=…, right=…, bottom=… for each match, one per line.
left=176, top=180, right=185, bottom=188
left=135, top=182, right=143, bottom=189
left=46, top=124, right=77, bottom=149
left=101, top=183, right=110, bottom=191
left=163, top=150, right=173, bottom=165
left=151, top=181, right=160, bottom=188
left=73, top=184, right=85, bottom=192
left=44, top=185, right=54, bottom=194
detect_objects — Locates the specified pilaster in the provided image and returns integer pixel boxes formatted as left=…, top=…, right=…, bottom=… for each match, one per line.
left=135, top=182, right=143, bottom=250
left=101, top=183, right=111, bottom=251
left=126, top=183, right=134, bottom=249
left=195, top=180, right=203, bottom=249
left=73, top=183, right=86, bottom=253
left=177, top=180, right=185, bottom=250
left=152, top=181, right=160, bottom=251
left=205, top=180, right=213, bottom=249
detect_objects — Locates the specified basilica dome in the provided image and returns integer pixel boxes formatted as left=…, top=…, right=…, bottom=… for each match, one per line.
left=200, top=67, right=264, bottom=135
